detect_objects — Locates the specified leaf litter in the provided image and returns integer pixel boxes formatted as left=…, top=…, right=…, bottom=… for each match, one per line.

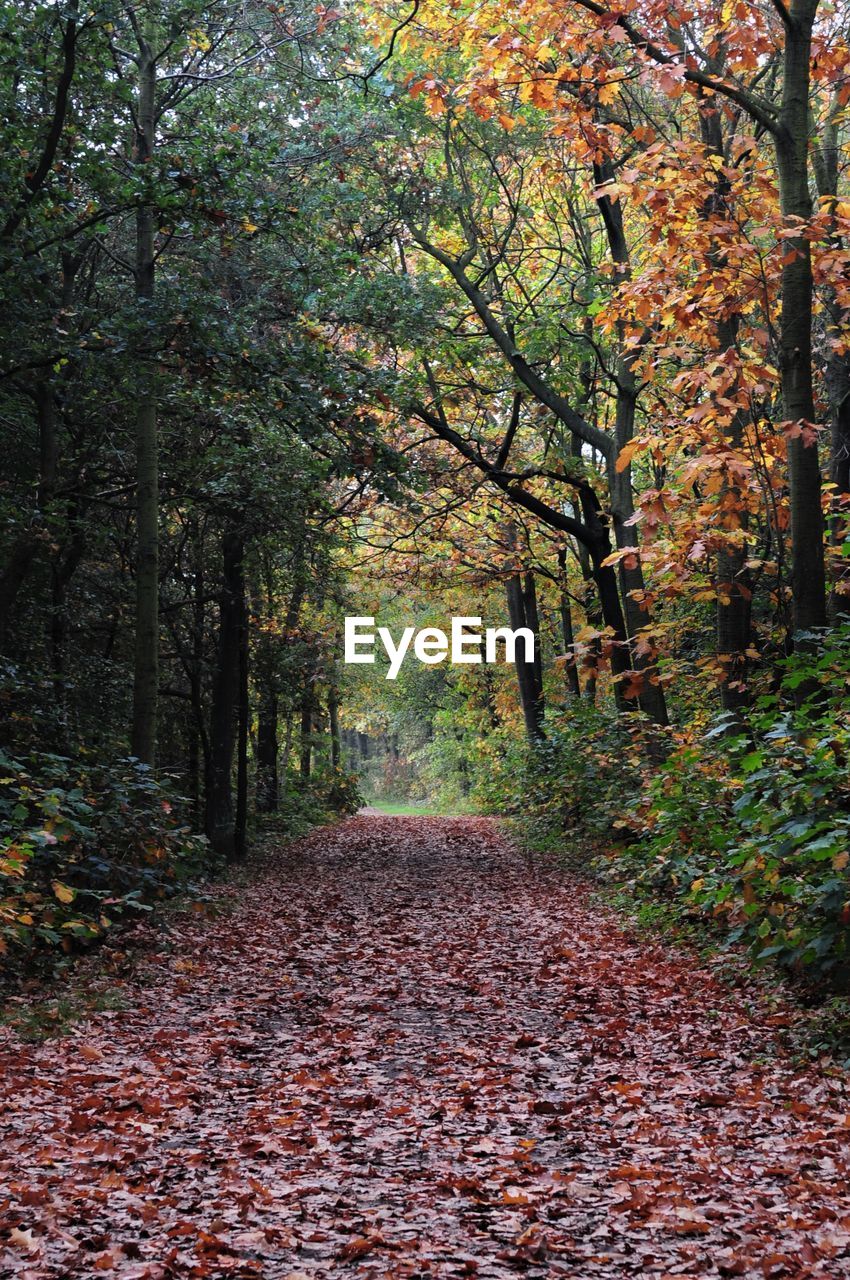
left=1, top=815, right=850, bottom=1277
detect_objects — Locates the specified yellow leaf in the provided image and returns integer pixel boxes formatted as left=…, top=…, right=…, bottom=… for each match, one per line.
left=597, top=81, right=621, bottom=104
left=498, top=113, right=516, bottom=131
left=52, top=881, right=75, bottom=904
left=187, top=27, right=211, bottom=51
left=833, top=852, right=849, bottom=872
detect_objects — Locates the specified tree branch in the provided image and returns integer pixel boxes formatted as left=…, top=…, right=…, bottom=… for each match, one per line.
left=409, top=228, right=616, bottom=460
left=410, top=399, right=599, bottom=550
left=2, top=1, right=79, bottom=240
left=571, top=0, right=780, bottom=136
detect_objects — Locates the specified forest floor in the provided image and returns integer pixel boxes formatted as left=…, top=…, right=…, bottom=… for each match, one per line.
left=2, top=816, right=850, bottom=1279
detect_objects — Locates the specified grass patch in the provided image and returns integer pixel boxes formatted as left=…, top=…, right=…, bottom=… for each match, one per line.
left=0, top=984, right=127, bottom=1041
left=362, top=797, right=474, bottom=816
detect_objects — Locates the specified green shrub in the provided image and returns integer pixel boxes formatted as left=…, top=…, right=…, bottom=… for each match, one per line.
left=268, top=765, right=364, bottom=840
left=487, top=628, right=850, bottom=984
left=631, top=631, right=850, bottom=977
left=627, top=706, right=850, bottom=977
left=316, top=764, right=364, bottom=816
left=476, top=702, right=657, bottom=855
left=0, top=752, right=213, bottom=961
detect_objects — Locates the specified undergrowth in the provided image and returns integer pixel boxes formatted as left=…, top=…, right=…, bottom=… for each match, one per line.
left=480, top=627, right=850, bottom=995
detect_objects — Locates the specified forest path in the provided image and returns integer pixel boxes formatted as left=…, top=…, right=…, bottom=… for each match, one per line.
left=2, top=816, right=850, bottom=1278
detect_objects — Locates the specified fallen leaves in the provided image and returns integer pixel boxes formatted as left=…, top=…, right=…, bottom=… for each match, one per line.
left=8, top=1227, right=38, bottom=1253
left=1, top=815, right=850, bottom=1277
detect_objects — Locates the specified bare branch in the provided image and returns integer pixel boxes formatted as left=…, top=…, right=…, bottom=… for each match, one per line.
left=409, top=228, right=615, bottom=460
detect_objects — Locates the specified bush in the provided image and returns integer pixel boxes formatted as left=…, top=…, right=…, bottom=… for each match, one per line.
left=315, top=764, right=364, bottom=816
left=490, top=628, right=850, bottom=984
left=267, top=765, right=364, bottom=840
left=0, top=752, right=213, bottom=961
left=622, top=703, right=850, bottom=978
left=476, top=702, right=658, bottom=856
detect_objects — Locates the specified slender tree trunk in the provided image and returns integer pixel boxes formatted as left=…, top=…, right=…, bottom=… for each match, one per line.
left=607, top=411, right=669, bottom=722
left=205, top=529, right=244, bottom=860
left=591, top=555, right=632, bottom=713
left=570, top=489, right=634, bottom=711
left=826, top=357, right=850, bottom=619
left=188, top=516, right=209, bottom=826
left=584, top=657, right=598, bottom=704
left=522, top=572, right=544, bottom=709
left=299, top=690, right=313, bottom=780
left=34, top=375, right=58, bottom=511
left=256, top=547, right=308, bottom=812
left=506, top=573, right=545, bottom=741
left=130, top=39, right=160, bottom=763
left=38, top=365, right=66, bottom=701
left=188, top=717, right=201, bottom=825
left=776, top=0, right=826, bottom=635
left=695, top=99, right=755, bottom=711
left=256, top=686, right=279, bottom=812
left=571, top=528, right=602, bottom=702
left=714, top=346, right=753, bottom=711
left=574, top=329, right=601, bottom=705
left=813, top=102, right=850, bottom=617
left=329, top=683, right=341, bottom=768
left=827, top=359, right=850, bottom=505
left=48, top=532, right=84, bottom=709
left=557, top=550, right=581, bottom=698
left=255, top=561, right=280, bottom=813
left=715, top=540, right=752, bottom=712
left=234, top=575, right=249, bottom=860
left=594, top=159, right=669, bottom=725
left=282, top=712, right=293, bottom=774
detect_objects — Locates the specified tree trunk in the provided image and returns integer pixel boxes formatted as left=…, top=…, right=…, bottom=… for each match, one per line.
left=299, top=690, right=313, bottom=780
left=130, top=40, right=160, bottom=763
left=282, top=712, right=293, bottom=774
left=813, top=101, right=850, bottom=617
left=695, top=99, right=754, bottom=711
left=714, top=326, right=753, bottom=713
left=557, top=550, right=581, bottom=698
left=188, top=717, right=201, bottom=826
left=234, top=573, right=249, bottom=860
left=329, top=683, right=341, bottom=768
left=48, top=531, right=85, bottom=714
left=506, top=573, right=545, bottom=741
left=776, top=0, right=826, bottom=636
left=189, top=518, right=208, bottom=825
left=591, top=553, right=633, bottom=714
left=594, top=158, right=669, bottom=725
left=205, top=529, right=244, bottom=860
left=256, top=686, right=279, bottom=812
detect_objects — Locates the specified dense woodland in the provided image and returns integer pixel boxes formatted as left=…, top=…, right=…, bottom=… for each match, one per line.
left=2, top=0, right=850, bottom=987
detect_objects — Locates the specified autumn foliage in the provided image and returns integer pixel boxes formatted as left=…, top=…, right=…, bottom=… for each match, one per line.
left=4, top=818, right=850, bottom=1276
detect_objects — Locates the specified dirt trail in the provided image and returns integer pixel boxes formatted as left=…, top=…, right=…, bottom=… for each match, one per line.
left=2, top=816, right=850, bottom=1278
